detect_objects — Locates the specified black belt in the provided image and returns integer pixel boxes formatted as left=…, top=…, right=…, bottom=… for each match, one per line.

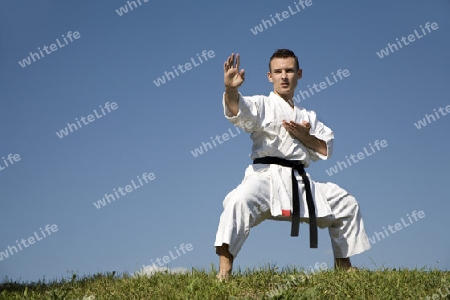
left=253, top=156, right=318, bottom=248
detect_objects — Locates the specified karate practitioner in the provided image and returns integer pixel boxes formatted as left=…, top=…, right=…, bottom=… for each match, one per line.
left=214, top=49, right=371, bottom=280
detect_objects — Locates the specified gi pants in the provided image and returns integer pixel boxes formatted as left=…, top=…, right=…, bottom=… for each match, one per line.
left=214, top=166, right=371, bottom=259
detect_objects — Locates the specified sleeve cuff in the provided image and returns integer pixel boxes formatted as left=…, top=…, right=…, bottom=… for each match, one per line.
left=309, top=135, right=334, bottom=161
left=222, top=92, right=257, bottom=132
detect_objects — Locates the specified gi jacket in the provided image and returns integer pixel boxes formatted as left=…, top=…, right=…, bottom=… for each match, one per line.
left=223, top=92, right=335, bottom=221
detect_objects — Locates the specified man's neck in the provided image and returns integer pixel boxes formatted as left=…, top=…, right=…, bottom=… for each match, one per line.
left=273, top=91, right=294, bottom=100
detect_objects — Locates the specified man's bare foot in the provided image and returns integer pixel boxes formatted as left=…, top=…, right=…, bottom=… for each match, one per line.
left=216, top=244, right=234, bottom=281
left=334, top=257, right=356, bottom=272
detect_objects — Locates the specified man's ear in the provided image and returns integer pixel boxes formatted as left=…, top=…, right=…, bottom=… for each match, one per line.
left=267, top=71, right=274, bottom=83
left=297, top=68, right=303, bottom=80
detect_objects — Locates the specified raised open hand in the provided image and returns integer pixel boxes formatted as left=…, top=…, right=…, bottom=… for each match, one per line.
left=224, top=53, right=245, bottom=88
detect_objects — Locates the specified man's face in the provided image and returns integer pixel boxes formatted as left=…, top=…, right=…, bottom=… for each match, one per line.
left=267, top=57, right=302, bottom=100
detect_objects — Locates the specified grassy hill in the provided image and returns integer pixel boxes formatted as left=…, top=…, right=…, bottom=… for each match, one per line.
left=1, top=267, right=449, bottom=299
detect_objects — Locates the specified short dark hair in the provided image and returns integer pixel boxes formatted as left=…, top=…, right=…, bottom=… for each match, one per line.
left=269, top=49, right=300, bottom=72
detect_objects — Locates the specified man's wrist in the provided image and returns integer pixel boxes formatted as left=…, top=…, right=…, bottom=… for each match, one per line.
left=306, top=135, right=327, bottom=156
left=298, top=134, right=324, bottom=151
left=224, top=86, right=238, bottom=92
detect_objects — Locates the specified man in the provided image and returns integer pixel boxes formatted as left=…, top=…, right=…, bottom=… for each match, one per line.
left=214, top=49, right=371, bottom=280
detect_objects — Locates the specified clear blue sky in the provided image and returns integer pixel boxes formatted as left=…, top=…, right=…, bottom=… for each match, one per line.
left=1, top=0, right=449, bottom=282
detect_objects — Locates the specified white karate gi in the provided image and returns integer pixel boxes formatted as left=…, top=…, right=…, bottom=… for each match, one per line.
left=214, top=92, right=371, bottom=258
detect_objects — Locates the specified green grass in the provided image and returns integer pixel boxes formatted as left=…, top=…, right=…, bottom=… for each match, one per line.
left=1, top=266, right=449, bottom=300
